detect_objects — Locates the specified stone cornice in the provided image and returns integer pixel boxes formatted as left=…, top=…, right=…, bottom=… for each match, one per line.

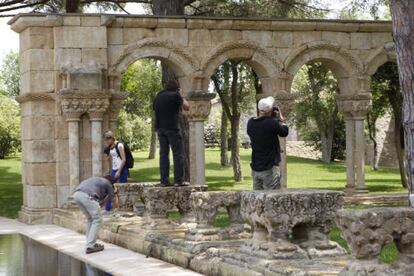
left=9, top=13, right=392, bottom=33
left=15, top=93, right=56, bottom=104
left=59, top=89, right=112, bottom=100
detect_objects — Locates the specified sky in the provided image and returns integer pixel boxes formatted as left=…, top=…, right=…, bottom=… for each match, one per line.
left=0, top=0, right=384, bottom=60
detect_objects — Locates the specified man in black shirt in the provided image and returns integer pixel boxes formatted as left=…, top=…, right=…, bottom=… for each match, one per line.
left=153, top=80, right=190, bottom=187
left=247, top=96, right=289, bottom=190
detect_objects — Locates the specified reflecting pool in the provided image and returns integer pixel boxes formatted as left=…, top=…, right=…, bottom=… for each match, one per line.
left=0, top=234, right=110, bottom=276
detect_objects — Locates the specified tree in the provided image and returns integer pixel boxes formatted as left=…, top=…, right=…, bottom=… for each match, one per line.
left=121, top=59, right=162, bottom=159
left=212, top=61, right=256, bottom=181
left=0, top=51, right=19, bottom=97
left=292, top=61, right=342, bottom=163
left=391, top=0, right=414, bottom=196
left=367, top=76, right=390, bottom=170
left=369, top=62, right=407, bottom=187
left=0, top=95, right=20, bottom=159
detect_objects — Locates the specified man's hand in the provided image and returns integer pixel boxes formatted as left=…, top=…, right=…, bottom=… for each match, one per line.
left=278, top=109, right=285, bottom=122
left=182, top=98, right=190, bottom=111
left=114, top=170, right=121, bottom=180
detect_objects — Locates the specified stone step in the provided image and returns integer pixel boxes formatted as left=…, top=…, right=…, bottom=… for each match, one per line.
left=345, top=193, right=408, bottom=206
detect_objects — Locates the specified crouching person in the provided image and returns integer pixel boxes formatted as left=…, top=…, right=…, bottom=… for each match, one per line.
left=73, top=175, right=118, bottom=254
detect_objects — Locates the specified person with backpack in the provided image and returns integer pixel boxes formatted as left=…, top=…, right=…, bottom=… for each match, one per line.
left=153, top=79, right=190, bottom=187
left=103, top=130, right=134, bottom=211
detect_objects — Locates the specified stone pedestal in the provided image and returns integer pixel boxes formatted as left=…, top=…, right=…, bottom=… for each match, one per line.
left=90, top=112, right=104, bottom=176
left=185, top=91, right=216, bottom=186
left=142, top=185, right=208, bottom=219
left=240, top=189, right=346, bottom=259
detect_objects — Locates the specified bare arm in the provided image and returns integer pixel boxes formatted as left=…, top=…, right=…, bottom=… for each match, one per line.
left=182, top=98, right=190, bottom=111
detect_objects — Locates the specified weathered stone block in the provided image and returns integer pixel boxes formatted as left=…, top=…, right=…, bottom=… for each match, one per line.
left=23, top=162, right=56, bottom=186
left=21, top=70, right=55, bottom=94
left=115, top=182, right=157, bottom=212
left=81, top=48, right=107, bottom=66
left=21, top=49, right=54, bottom=74
left=54, top=115, right=68, bottom=139
left=336, top=207, right=414, bottom=260
left=80, top=16, right=101, bottom=27
left=55, top=139, right=69, bottom=163
left=293, top=31, right=322, bottom=46
left=107, top=27, right=123, bottom=45
left=25, top=185, right=57, bottom=209
left=143, top=186, right=207, bottom=218
left=21, top=115, right=55, bottom=140
left=371, top=32, right=393, bottom=47
left=242, top=31, right=273, bottom=47
left=63, top=16, right=80, bottom=26
left=189, top=29, right=212, bottom=47
left=351, top=33, right=372, bottom=50
left=107, top=45, right=126, bottom=66
left=272, top=31, right=293, bottom=48
left=157, top=18, right=186, bottom=28
left=20, top=27, right=54, bottom=52
left=54, top=48, right=82, bottom=69
left=211, top=30, right=242, bottom=44
left=122, top=28, right=154, bottom=45
left=20, top=100, right=56, bottom=117
left=22, top=140, right=55, bottom=163
left=56, top=161, right=69, bottom=186
left=154, top=28, right=188, bottom=46
left=322, top=31, right=350, bottom=48
left=57, top=185, right=70, bottom=208
left=190, top=191, right=242, bottom=226
left=54, top=26, right=107, bottom=48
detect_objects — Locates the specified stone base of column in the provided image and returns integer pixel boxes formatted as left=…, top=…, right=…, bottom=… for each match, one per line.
left=354, top=186, right=369, bottom=195
left=345, top=186, right=356, bottom=196
left=19, top=206, right=53, bottom=225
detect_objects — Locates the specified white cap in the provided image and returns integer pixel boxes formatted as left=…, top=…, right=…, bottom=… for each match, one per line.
left=258, top=96, right=275, bottom=113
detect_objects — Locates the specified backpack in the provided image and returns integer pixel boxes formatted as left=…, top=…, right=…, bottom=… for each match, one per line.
left=115, top=142, right=134, bottom=169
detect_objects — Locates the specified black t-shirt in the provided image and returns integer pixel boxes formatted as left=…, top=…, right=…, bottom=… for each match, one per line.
left=153, top=90, right=183, bottom=130
left=247, top=116, right=289, bottom=172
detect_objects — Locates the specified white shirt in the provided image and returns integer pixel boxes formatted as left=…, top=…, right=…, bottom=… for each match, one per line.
left=109, top=143, right=124, bottom=170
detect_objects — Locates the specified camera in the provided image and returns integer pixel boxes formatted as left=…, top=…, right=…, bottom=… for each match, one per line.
left=272, top=106, right=281, bottom=120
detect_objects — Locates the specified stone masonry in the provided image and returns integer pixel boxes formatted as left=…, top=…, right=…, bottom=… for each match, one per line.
left=9, top=13, right=396, bottom=224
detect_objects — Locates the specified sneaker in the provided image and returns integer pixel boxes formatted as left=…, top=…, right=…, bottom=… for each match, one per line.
left=86, top=243, right=104, bottom=254
left=174, top=182, right=188, bottom=187
left=160, top=182, right=172, bottom=187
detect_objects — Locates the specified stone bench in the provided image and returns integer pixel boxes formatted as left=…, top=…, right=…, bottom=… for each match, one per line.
left=142, top=185, right=208, bottom=219
left=115, top=182, right=157, bottom=212
left=190, top=191, right=243, bottom=226
left=240, top=189, right=346, bottom=259
left=185, top=191, right=250, bottom=241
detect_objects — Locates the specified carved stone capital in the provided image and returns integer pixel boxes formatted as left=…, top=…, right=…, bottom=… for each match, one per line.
left=273, top=92, right=297, bottom=117
left=185, top=91, right=216, bottom=122
left=336, top=93, right=372, bottom=119
left=89, top=111, right=105, bottom=121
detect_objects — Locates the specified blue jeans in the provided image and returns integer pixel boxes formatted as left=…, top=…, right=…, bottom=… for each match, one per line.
left=105, top=167, right=128, bottom=211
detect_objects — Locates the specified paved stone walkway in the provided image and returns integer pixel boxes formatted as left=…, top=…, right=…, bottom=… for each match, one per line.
left=0, top=217, right=201, bottom=276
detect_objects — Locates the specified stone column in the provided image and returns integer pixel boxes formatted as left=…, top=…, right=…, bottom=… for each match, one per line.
left=90, top=112, right=104, bottom=176
left=108, top=92, right=126, bottom=131
left=67, top=113, right=81, bottom=194
left=344, top=117, right=356, bottom=195
left=185, top=91, right=216, bottom=186
left=274, top=92, right=297, bottom=189
left=337, top=94, right=372, bottom=195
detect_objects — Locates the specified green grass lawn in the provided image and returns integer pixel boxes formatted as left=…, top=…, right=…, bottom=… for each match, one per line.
left=0, top=155, right=22, bottom=219
left=131, top=148, right=406, bottom=194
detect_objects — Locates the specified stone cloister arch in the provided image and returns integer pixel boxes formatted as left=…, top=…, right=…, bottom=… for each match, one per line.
left=9, top=13, right=394, bottom=223
left=283, top=41, right=372, bottom=194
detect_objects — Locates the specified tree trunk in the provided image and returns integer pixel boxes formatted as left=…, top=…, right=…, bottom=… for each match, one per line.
left=391, top=0, right=414, bottom=197
left=230, top=62, right=243, bottom=182
left=220, top=111, right=229, bottom=166
left=65, top=0, right=80, bottom=12
left=152, top=2, right=190, bottom=182
left=148, top=112, right=157, bottom=159
left=395, top=116, right=408, bottom=188
left=231, top=113, right=243, bottom=181
left=320, top=128, right=334, bottom=163
left=367, top=113, right=379, bottom=170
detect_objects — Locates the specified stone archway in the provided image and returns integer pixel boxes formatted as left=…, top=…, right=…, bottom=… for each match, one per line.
left=283, top=41, right=370, bottom=194
left=200, top=40, right=283, bottom=94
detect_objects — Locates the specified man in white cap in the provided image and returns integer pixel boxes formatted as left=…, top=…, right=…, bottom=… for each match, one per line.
left=247, top=96, right=289, bottom=190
